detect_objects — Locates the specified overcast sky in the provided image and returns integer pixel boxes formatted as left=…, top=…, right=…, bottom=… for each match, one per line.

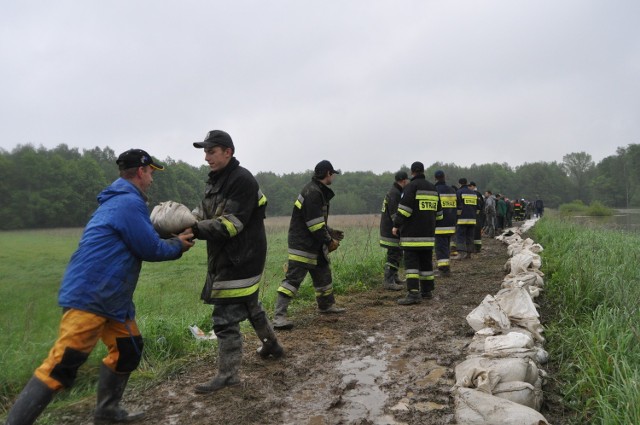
left=1, top=1, right=638, bottom=175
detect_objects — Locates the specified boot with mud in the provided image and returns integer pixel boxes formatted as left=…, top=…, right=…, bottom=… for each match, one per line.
left=382, top=265, right=403, bottom=291
left=94, top=364, right=144, bottom=424
left=5, top=376, right=55, bottom=425
left=438, top=266, right=451, bottom=277
left=451, top=251, right=468, bottom=260
left=272, top=293, right=294, bottom=330
left=397, top=291, right=422, bottom=305
left=317, top=292, right=346, bottom=314
left=251, top=311, right=284, bottom=359
left=195, top=337, right=242, bottom=394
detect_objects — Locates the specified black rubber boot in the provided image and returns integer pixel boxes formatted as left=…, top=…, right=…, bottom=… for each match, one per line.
left=94, top=364, right=144, bottom=424
left=397, top=291, right=422, bottom=305
left=195, top=337, right=242, bottom=394
left=5, top=376, right=54, bottom=425
left=382, top=265, right=403, bottom=291
left=250, top=311, right=284, bottom=359
left=272, top=293, right=294, bottom=330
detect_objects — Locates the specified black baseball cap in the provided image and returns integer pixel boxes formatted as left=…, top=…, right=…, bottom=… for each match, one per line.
left=314, top=160, right=340, bottom=177
left=193, top=130, right=235, bottom=152
left=116, top=149, right=164, bottom=171
left=410, top=161, right=424, bottom=173
left=434, top=170, right=445, bottom=179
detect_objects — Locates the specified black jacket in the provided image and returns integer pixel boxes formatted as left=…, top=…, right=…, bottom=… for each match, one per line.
left=393, top=174, right=442, bottom=250
left=287, top=178, right=335, bottom=268
left=456, top=184, right=479, bottom=226
left=435, top=180, right=457, bottom=235
left=193, top=158, right=267, bottom=304
left=379, top=181, right=403, bottom=248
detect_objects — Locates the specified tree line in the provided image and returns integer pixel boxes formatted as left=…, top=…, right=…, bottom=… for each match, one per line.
left=1, top=143, right=638, bottom=230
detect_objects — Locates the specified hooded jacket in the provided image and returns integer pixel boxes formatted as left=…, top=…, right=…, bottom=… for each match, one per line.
left=58, top=178, right=184, bottom=322
left=192, top=158, right=268, bottom=304
left=287, top=177, right=335, bottom=268
left=393, top=173, right=443, bottom=250
left=379, top=181, right=403, bottom=248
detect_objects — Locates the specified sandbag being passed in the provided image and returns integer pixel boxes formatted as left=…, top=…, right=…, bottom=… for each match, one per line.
left=150, top=201, right=197, bottom=238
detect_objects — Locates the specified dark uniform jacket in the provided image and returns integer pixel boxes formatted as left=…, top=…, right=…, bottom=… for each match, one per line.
left=393, top=174, right=442, bottom=250
left=456, top=184, right=479, bottom=226
left=379, top=181, right=403, bottom=248
left=192, top=158, right=268, bottom=304
left=434, top=181, right=457, bottom=235
left=287, top=177, right=335, bottom=268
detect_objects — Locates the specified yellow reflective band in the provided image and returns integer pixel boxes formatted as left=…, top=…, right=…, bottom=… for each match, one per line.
left=458, top=219, right=476, bottom=225
left=258, top=194, right=267, bottom=207
left=277, top=287, right=295, bottom=297
left=380, top=239, right=400, bottom=247
left=435, top=228, right=456, bottom=235
left=315, top=288, right=333, bottom=297
left=288, top=253, right=318, bottom=265
left=398, top=208, right=411, bottom=217
left=420, top=275, right=435, bottom=281
left=406, top=273, right=420, bottom=279
left=308, top=221, right=325, bottom=232
left=294, top=200, right=302, bottom=209
left=210, top=281, right=259, bottom=299
left=220, top=217, right=238, bottom=237
left=400, top=241, right=435, bottom=247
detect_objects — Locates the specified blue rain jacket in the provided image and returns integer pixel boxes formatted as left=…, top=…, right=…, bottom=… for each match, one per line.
left=58, top=178, right=183, bottom=322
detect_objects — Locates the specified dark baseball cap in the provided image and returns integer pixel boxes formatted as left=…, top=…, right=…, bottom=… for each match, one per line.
left=314, top=160, right=340, bottom=177
left=193, top=130, right=235, bottom=151
left=116, top=149, right=164, bottom=171
left=410, top=161, right=424, bottom=173
left=459, top=178, right=468, bottom=185
left=434, top=170, right=445, bottom=179
left=469, top=181, right=477, bottom=187
left=394, top=171, right=409, bottom=181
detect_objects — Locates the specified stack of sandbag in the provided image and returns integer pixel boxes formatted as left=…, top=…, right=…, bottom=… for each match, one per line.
left=150, top=201, right=197, bottom=238
left=453, top=218, right=552, bottom=425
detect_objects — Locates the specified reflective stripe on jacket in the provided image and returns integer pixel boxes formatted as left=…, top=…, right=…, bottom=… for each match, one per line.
left=393, top=173, right=442, bottom=250
left=379, top=181, right=403, bottom=248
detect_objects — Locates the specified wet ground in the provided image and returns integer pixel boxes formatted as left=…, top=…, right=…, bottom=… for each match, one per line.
left=48, top=236, right=568, bottom=425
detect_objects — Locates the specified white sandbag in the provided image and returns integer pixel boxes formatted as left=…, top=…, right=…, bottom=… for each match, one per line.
left=511, top=317, right=545, bottom=343
left=485, top=332, right=533, bottom=352
left=454, top=357, right=540, bottom=390
left=509, top=251, right=535, bottom=274
left=466, top=295, right=511, bottom=332
left=495, top=287, right=540, bottom=320
left=467, top=328, right=535, bottom=355
left=474, top=346, right=549, bottom=365
left=493, top=380, right=543, bottom=411
left=454, top=387, right=550, bottom=425
left=150, top=201, right=197, bottom=238
left=503, top=271, right=544, bottom=289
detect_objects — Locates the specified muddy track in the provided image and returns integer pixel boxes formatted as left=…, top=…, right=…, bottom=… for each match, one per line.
left=50, top=236, right=564, bottom=425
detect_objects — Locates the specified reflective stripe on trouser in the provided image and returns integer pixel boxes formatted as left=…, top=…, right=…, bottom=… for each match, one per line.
left=403, top=249, right=434, bottom=294
left=278, top=261, right=334, bottom=309
left=385, top=246, right=403, bottom=271
left=35, top=309, right=143, bottom=391
left=474, top=222, right=483, bottom=250
left=456, top=224, right=475, bottom=253
left=435, top=234, right=451, bottom=268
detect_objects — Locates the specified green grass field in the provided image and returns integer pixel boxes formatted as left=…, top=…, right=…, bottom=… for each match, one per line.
left=532, top=218, right=640, bottom=424
left=0, top=215, right=383, bottom=413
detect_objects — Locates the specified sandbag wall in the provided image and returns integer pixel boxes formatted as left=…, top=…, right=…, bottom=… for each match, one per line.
left=451, top=219, right=552, bottom=425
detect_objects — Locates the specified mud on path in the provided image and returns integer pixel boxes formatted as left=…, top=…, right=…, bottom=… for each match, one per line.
left=53, top=236, right=560, bottom=425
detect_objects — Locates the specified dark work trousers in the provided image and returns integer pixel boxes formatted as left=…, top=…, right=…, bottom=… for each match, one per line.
left=435, top=234, right=452, bottom=270
left=456, top=224, right=475, bottom=254
left=474, top=222, right=483, bottom=252
left=385, top=246, right=403, bottom=271
left=281, top=256, right=336, bottom=310
left=403, top=249, right=434, bottom=295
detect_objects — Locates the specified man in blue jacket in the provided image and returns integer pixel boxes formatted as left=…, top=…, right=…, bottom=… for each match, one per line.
left=5, top=149, right=194, bottom=425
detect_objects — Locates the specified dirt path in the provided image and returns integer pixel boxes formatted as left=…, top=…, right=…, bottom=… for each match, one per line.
left=51, top=236, right=562, bottom=425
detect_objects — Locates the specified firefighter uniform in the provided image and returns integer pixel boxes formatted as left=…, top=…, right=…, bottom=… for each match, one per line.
left=469, top=182, right=485, bottom=253
left=454, top=179, right=479, bottom=259
left=434, top=171, right=457, bottom=275
left=379, top=171, right=408, bottom=289
left=393, top=163, right=442, bottom=304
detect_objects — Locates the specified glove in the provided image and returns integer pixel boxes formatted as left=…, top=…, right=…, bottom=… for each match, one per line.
left=328, top=239, right=340, bottom=252
left=329, top=229, right=345, bottom=241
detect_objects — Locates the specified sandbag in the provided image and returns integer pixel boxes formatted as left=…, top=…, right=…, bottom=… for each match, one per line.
left=485, top=332, right=533, bottom=352
left=454, top=387, right=550, bottom=425
left=455, top=357, right=540, bottom=390
left=495, top=287, right=539, bottom=320
left=466, top=295, right=511, bottom=332
left=493, top=380, right=543, bottom=411
left=150, top=201, right=197, bottom=238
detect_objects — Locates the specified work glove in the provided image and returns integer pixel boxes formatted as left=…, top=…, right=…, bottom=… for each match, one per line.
left=328, top=239, right=340, bottom=252
left=329, top=228, right=345, bottom=241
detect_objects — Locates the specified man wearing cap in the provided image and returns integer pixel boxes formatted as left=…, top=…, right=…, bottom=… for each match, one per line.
left=392, top=161, right=442, bottom=304
left=190, top=130, right=284, bottom=395
left=379, top=170, right=410, bottom=290
left=5, top=149, right=195, bottom=425
left=434, top=170, right=457, bottom=277
left=273, top=160, right=346, bottom=330
left=452, top=178, right=480, bottom=260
